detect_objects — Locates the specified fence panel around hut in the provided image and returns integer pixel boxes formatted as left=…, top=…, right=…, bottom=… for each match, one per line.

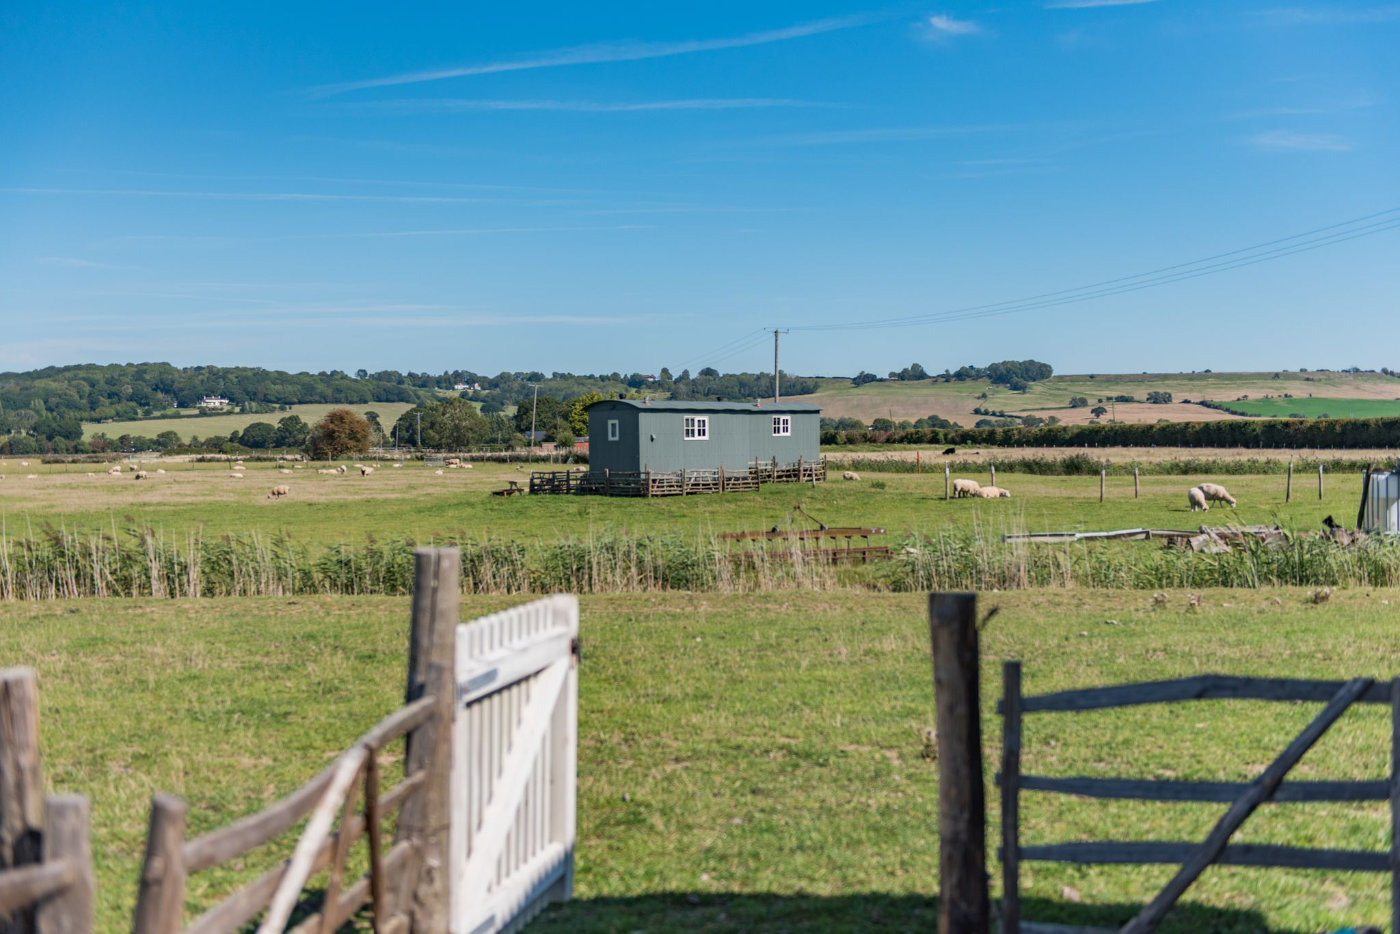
left=530, top=458, right=826, bottom=497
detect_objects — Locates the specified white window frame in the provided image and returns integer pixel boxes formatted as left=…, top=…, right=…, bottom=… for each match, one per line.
left=607, top=419, right=620, bottom=441
left=683, top=415, right=709, bottom=440
left=772, top=415, right=791, bottom=437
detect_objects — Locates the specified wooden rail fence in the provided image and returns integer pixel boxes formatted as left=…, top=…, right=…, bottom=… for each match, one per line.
left=0, top=668, right=94, bottom=934
left=998, top=666, right=1400, bottom=934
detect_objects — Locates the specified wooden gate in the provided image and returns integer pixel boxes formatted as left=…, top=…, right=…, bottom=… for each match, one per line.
left=999, top=665, right=1399, bottom=934
left=451, top=595, right=580, bottom=934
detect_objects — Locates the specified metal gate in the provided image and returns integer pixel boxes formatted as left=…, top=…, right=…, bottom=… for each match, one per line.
left=451, top=595, right=580, bottom=934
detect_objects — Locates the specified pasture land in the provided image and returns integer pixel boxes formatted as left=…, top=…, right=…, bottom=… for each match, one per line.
left=0, top=455, right=1367, bottom=548
left=80, top=402, right=417, bottom=441
left=786, top=370, right=1400, bottom=425
left=1216, top=398, right=1400, bottom=419
left=5, top=589, right=1398, bottom=931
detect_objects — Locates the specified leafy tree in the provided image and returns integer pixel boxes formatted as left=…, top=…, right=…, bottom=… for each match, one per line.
left=698, top=367, right=720, bottom=378
left=514, top=396, right=569, bottom=437
left=422, top=397, right=488, bottom=450
left=852, top=371, right=879, bottom=386
left=275, top=415, right=310, bottom=448
left=870, top=417, right=896, bottom=431
left=567, top=392, right=603, bottom=436
left=1068, top=397, right=1089, bottom=408
left=1146, top=391, right=1173, bottom=404
left=155, top=430, right=183, bottom=449
left=239, top=421, right=278, bottom=449
left=306, top=409, right=372, bottom=460
left=1090, top=406, right=1108, bottom=418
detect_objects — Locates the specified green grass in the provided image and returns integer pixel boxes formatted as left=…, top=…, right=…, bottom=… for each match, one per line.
left=5, top=590, right=1397, bottom=932
left=81, top=402, right=417, bottom=441
left=0, top=460, right=1364, bottom=548
left=1215, top=398, right=1400, bottom=419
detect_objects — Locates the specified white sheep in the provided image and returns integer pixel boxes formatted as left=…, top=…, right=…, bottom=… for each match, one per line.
left=317, top=468, right=336, bottom=475
left=278, top=468, right=292, bottom=474
left=156, top=469, right=166, bottom=475
left=1197, top=482, right=1237, bottom=508
left=974, top=485, right=1011, bottom=498
left=336, top=465, right=348, bottom=474
left=19, top=461, right=28, bottom=467
left=360, top=466, right=374, bottom=476
left=434, top=469, right=444, bottom=476
left=229, top=472, right=244, bottom=479
left=952, top=478, right=982, bottom=498
left=268, top=484, right=290, bottom=499
left=393, top=463, right=403, bottom=468
left=25, top=474, right=37, bottom=480
left=134, top=471, right=148, bottom=480
left=1187, top=487, right=1209, bottom=512
left=842, top=470, right=861, bottom=481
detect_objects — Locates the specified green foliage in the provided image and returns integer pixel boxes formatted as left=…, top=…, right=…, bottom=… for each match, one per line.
left=568, top=391, right=604, bottom=436
left=274, top=415, right=309, bottom=448
left=306, top=408, right=372, bottom=459
left=237, top=421, right=277, bottom=449
left=1146, top=390, right=1173, bottom=404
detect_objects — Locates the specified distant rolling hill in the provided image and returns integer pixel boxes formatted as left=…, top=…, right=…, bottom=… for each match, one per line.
left=783, top=370, right=1400, bottom=426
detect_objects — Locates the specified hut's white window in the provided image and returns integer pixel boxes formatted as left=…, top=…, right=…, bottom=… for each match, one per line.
left=772, top=415, right=791, bottom=437
left=684, top=416, right=709, bottom=440
left=607, top=419, right=620, bottom=441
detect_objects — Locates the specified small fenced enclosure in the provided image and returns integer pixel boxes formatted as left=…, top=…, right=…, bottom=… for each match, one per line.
left=530, top=457, right=825, bottom=497
left=997, top=665, right=1400, bottom=934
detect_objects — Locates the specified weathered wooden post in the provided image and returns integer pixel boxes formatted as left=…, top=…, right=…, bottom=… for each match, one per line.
left=719, top=464, right=726, bottom=493
left=1001, top=662, right=1022, bottom=934
left=1, top=666, right=43, bottom=934
left=917, top=450, right=922, bottom=474
left=40, top=795, right=93, bottom=934
left=1389, top=678, right=1400, bottom=934
left=680, top=467, right=687, bottom=496
left=132, top=794, right=187, bottom=934
left=989, top=465, right=996, bottom=488
left=392, top=547, right=460, bottom=933
left=1286, top=459, right=1293, bottom=503
left=1133, top=466, right=1140, bottom=499
left=929, top=593, right=990, bottom=934
left=1319, top=463, right=1325, bottom=500
left=945, top=466, right=951, bottom=500
left=1100, top=469, right=1106, bottom=503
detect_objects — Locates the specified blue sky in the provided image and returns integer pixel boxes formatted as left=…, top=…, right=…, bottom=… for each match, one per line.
left=2, top=1, right=1397, bottom=378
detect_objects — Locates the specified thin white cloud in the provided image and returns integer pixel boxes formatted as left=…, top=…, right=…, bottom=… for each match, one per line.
left=1046, top=0, right=1159, bottom=8
left=923, top=14, right=982, bottom=36
left=308, top=14, right=879, bottom=98
left=1248, top=130, right=1352, bottom=151
left=749, top=123, right=1027, bottom=146
left=1260, top=5, right=1400, bottom=25
left=356, top=98, right=825, bottom=114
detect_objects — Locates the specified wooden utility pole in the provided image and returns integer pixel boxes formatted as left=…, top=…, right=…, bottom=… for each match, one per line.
left=1100, top=469, right=1106, bottom=503
left=1286, top=459, right=1293, bottom=503
left=770, top=329, right=789, bottom=402
left=1133, top=466, right=1139, bottom=499
left=1319, top=463, right=1325, bottom=500
left=929, top=593, right=990, bottom=934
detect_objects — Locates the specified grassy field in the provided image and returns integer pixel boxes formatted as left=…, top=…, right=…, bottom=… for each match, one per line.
left=1215, top=398, right=1400, bottom=419
left=786, top=370, right=1400, bottom=425
left=4, top=590, right=1398, bottom=932
left=81, top=402, right=417, bottom=441
left=0, top=457, right=1366, bottom=547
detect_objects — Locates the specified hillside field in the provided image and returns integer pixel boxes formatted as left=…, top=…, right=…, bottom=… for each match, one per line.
left=787, top=370, right=1400, bottom=425
left=6, top=589, right=1398, bottom=932
left=1215, top=397, right=1400, bottom=419
left=81, top=402, right=417, bottom=441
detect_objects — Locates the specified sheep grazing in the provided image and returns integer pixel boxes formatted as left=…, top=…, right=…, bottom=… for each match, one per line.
left=268, top=484, right=290, bottom=499
left=155, top=469, right=166, bottom=475
left=360, top=466, right=374, bottom=476
left=952, top=478, right=982, bottom=498
left=19, top=461, right=29, bottom=468
left=336, top=465, right=348, bottom=474
left=393, top=463, right=403, bottom=468
left=434, top=469, right=444, bottom=476
left=1187, top=487, right=1209, bottom=512
left=445, top=457, right=462, bottom=467
left=229, top=472, right=244, bottom=479
left=134, top=471, right=148, bottom=480
left=842, top=470, right=861, bottom=481
left=974, top=485, right=1011, bottom=498
left=25, top=474, right=37, bottom=480
left=1197, top=482, right=1237, bottom=508
left=278, top=468, right=292, bottom=474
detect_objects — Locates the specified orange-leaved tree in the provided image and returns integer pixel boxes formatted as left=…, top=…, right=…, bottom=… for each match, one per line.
left=306, top=408, right=372, bottom=460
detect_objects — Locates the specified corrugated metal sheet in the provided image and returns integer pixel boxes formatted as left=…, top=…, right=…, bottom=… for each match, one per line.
left=1363, top=470, right=1400, bottom=533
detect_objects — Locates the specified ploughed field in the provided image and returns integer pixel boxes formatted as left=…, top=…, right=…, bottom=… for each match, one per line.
left=7, top=590, right=1400, bottom=932
left=0, top=455, right=1365, bottom=547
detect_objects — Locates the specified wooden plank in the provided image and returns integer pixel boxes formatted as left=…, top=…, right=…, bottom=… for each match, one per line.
left=1013, top=675, right=1392, bottom=713
left=0, top=666, right=44, bottom=934
left=0, top=861, right=74, bottom=917
left=1120, top=677, right=1372, bottom=934
left=929, top=593, right=990, bottom=934
left=183, top=765, right=336, bottom=872
left=1016, top=774, right=1388, bottom=802
left=1020, top=841, right=1387, bottom=872
left=1002, top=661, right=1022, bottom=934
left=36, top=795, right=91, bottom=934
left=132, top=794, right=187, bottom=934
left=456, top=631, right=574, bottom=707
left=1391, top=678, right=1400, bottom=934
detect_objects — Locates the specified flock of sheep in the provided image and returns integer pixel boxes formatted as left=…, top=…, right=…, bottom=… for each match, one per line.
left=843, top=467, right=1240, bottom=512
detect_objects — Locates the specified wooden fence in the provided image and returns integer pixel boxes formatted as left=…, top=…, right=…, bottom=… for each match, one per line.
left=530, top=456, right=825, bottom=497
left=0, top=668, right=94, bottom=934
left=998, top=666, right=1400, bottom=934
left=114, top=548, right=579, bottom=934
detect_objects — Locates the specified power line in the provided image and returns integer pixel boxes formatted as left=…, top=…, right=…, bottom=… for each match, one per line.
left=789, top=206, right=1400, bottom=333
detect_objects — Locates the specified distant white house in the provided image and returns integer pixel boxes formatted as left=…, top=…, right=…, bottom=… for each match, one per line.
left=197, top=395, right=231, bottom=409
left=453, top=382, right=482, bottom=392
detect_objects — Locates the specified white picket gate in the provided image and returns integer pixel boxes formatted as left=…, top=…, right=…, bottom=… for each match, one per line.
left=451, top=595, right=580, bottom=934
